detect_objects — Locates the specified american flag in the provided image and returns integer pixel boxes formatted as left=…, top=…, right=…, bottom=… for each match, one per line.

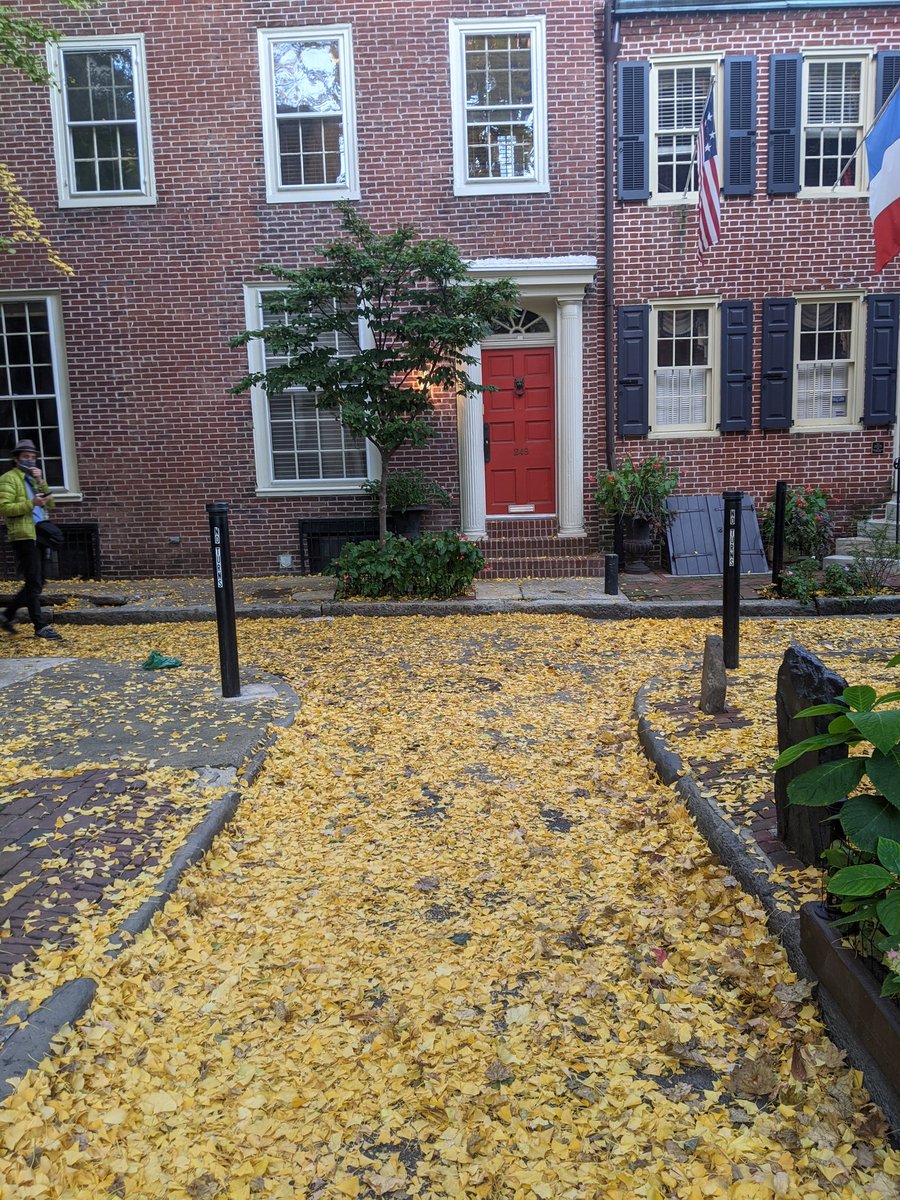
left=697, top=87, right=721, bottom=258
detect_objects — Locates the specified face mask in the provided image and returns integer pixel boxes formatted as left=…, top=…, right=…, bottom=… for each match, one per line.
left=17, top=460, right=36, bottom=474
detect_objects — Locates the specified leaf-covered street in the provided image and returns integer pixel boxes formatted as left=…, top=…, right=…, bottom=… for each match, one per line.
left=1, top=614, right=899, bottom=1199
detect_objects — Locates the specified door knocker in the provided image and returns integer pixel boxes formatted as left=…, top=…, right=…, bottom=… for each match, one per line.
left=513, top=377, right=525, bottom=397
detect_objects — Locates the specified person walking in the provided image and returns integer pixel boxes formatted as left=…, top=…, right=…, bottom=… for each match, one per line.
left=0, top=439, right=63, bottom=640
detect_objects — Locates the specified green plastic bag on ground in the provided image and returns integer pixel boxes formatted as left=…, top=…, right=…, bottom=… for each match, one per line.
left=142, top=651, right=182, bottom=670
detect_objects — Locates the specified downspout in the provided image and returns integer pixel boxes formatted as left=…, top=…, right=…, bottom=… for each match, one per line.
left=603, top=3, right=620, bottom=469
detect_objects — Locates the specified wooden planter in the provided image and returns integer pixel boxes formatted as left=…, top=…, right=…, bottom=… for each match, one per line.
left=800, top=903, right=900, bottom=1114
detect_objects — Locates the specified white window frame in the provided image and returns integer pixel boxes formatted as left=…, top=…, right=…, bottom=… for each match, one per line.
left=0, top=293, right=80, bottom=498
left=792, top=291, right=863, bottom=432
left=243, top=286, right=373, bottom=495
left=47, top=34, right=156, bottom=208
left=799, top=49, right=873, bottom=199
left=257, top=26, right=360, bottom=205
left=649, top=297, right=720, bottom=437
left=649, top=55, right=720, bottom=206
left=448, top=16, right=549, bottom=197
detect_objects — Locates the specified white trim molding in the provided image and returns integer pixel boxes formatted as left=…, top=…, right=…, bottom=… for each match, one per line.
left=459, top=256, right=597, bottom=539
left=448, top=16, right=549, bottom=198
left=257, top=25, right=360, bottom=204
left=47, top=34, right=156, bottom=208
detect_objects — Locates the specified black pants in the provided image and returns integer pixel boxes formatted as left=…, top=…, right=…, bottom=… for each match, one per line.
left=4, top=539, right=47, bottom=630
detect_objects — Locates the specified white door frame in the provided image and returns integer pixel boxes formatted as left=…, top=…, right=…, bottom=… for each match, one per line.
left=458, top=256, right=596, bottom=539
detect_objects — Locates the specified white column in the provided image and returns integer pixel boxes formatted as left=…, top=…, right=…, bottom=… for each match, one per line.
left=556, top=297, right=586, bottom=538
left=457, top=345, right=487, bottom=539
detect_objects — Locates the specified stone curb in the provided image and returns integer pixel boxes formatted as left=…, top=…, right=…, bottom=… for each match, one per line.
left=46, top=595, right=847, bottom=625
left=633, top=681, right=810, bottom=981
left=0, top=687, right=299, bottom=1102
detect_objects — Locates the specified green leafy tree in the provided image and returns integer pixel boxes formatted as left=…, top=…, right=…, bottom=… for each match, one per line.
left=233, top=203, right=518, bottom=541
left=0, top=1, right=99, bottom=272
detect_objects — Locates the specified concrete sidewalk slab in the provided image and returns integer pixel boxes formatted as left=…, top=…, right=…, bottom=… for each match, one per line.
left=0, top=659, right=297, bottom=773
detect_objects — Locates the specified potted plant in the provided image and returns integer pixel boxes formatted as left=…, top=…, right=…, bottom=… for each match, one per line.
left=361, top=468, right=453, bottom=540
left=591, top=455, right=680, bottom=573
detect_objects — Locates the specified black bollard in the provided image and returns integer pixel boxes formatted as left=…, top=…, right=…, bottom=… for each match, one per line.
left=604, top=553, right=619, bottom=596
left=207, top=502, right=240, bottom=698
left=771, top=480, right=787, bottom=594
left=722, top=491, right=742, bottom=670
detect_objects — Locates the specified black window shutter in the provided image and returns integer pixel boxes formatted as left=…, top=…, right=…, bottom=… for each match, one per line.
left=618, top=62, right=650, bottom=201
left=720, top=301, right=753, bottom=431
left=723, top=57, right=756, bottom=196
left=877, top=52, right=900, bottom=108
left=768, top=55, right=802, bottom=195
left=863, top=294, right=899, bottom=427
left=760, top=298, right=795, bottom=429
left=617, top=305, right=649, bottom=436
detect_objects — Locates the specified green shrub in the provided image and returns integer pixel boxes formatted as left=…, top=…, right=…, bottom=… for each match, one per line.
left=775, top=660, right=900, bottom=997
left=761, top=485, right=833, bottom=562
left=821, top=561, right=865, bottom=597
left=326, top=530, right=484, bottom=599
left=777, top=559, right=816, bottom=603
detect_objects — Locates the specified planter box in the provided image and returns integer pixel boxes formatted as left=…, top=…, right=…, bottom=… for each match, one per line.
left=800, top=902, right=900, bottom=1127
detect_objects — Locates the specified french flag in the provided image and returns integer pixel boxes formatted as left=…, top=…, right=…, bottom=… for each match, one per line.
left=866, top=84, right=900, bottom=273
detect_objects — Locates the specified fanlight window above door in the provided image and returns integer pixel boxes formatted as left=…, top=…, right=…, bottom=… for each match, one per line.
left=491, top=308, right=550, bottom=335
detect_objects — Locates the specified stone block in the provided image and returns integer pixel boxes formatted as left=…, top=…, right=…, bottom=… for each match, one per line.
left=775, top=644, right=846, bottom=867
left=700, top=635, right=727, bottom=714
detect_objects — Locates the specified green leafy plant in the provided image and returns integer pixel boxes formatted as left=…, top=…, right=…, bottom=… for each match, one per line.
left=775, top=659, right=900, bottom=997
left=777, top=559, right=817, bottom=603
left=589, top=456, right=680, bottom=537
left=360, top=469, right=452, bottom=514
left=326, top=530, right=484, bottom=599
left=821, top=561, right=865, bottom=598
left=761, top=485, right=833, bottom=563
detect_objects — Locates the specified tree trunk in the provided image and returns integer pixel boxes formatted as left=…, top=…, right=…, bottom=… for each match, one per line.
left=377, top=451, right=393, bottom=543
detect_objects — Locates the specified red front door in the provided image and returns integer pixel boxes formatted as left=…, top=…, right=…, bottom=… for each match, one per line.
left=482, top=347, right=555, bottom=516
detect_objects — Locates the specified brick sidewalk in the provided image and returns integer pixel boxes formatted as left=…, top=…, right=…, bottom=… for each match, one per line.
left=0, top=769, right=181, bottom=984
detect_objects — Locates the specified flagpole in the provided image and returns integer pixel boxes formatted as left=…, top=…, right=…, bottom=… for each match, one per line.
left=681, top=78, right=715, bottom=200
left=831, top=76, right=900, bottom=191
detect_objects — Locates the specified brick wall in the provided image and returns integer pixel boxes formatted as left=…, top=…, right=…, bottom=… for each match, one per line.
left=1, top=0, right=599, bottom=576
left=610, top=9, right=900, bottom=541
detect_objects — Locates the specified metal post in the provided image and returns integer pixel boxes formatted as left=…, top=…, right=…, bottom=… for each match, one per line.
left=894, top=458, right=900, bottom=548
left=771, top=480, right=787, bottom=594
left=207, top=502, right=240, bottom=698
left=604, top=553, right=619, bottom=596
left=722, top=491, right=742, bottom=670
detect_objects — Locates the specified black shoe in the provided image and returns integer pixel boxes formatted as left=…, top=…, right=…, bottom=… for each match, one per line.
left=0, top=616, right=18, bottom=635
left=34, top=626, right=63, bottom=641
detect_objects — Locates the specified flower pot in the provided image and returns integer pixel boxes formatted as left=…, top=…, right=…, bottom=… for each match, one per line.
left=800, top=902, right=900, bottom=1127
left=621, top=514, right=654, bottom=574
left=387, top=507, right=426, bottom=541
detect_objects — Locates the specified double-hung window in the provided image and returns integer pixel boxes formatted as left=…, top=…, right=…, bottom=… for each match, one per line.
left=244, top=288, right=370, bottom=494
left=0, top=295, right=78, bottom=492
left=48, top=35, right=155, bottom=207
left=769, top=51, right=875, bottom=196
left=449, top=17, right=548, bottom=196
left=618, top=55, right=756, bottom=201
left=258, top=26, right=359, bottom=203
left=795, top=296, right=860, bottom=427
left=651, top=301, right=717, bottom=433
left=652, top=60, right=716, bottom=200
left=761, top=293, right=872, bottom=430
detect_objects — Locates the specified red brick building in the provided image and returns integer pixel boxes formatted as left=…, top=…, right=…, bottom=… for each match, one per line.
left=1, top=1, right=898, bottom=577
left=611, top=0, right=900, bottom=547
